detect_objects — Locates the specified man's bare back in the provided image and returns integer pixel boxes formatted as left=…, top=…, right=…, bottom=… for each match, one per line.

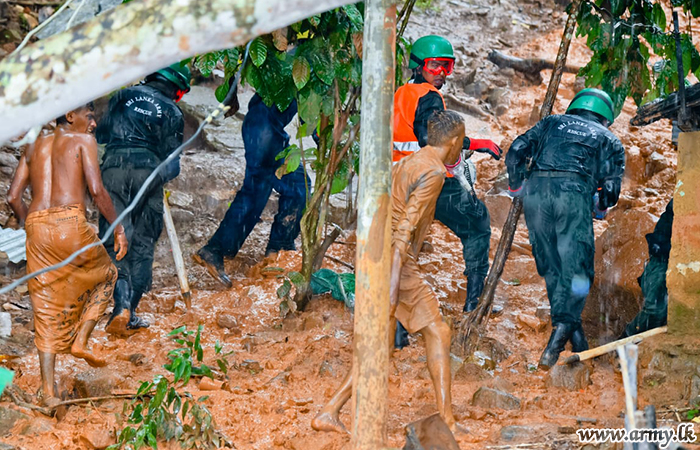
left=24, top=129, right=96, bottom=215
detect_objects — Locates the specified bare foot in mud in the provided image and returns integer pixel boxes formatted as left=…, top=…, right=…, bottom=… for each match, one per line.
left=311, top=411, right=349, bottom=434
left=70, top=343, right=107, bottom=368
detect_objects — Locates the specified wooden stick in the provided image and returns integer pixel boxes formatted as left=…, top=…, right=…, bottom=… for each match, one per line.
left=617, top=344, right=638, bottom=438
left=325, top=255, right=355, bottom=271
left=562, top=326, right=667, bottom=365
left=487, top=49, right=581, bottom=77
left=163, top=191, right=191, bottom=309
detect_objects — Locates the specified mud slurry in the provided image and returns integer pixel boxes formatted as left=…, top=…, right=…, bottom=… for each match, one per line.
left=2, top=0, right=699, bottom=448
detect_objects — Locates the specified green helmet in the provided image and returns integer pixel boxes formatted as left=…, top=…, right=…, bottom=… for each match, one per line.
left=409, top=35, right=455, bottom=69
left=156, top=62, right=192, bottom=92
left=567, top=88, right=615, bottom=124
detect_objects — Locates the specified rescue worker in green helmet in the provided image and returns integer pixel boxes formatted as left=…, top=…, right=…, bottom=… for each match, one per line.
left=393, top=35, right=502, bottom=332
left=96, top=62, right=191, bottom=333
left=505, top=88, right=625, bottom=369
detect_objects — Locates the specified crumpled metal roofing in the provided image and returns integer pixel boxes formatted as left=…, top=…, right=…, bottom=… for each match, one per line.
left=0, top=227, right=26, bottom=263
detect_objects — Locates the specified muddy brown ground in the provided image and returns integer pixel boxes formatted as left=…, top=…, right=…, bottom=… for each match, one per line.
left=2, top=0, right=700, bottom=448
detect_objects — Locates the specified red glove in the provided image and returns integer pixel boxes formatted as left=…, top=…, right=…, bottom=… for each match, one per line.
left=467, top=138, right=502, bottom=160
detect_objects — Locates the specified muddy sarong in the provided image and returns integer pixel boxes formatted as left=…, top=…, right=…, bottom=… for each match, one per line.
left=26, top=205, right=117, bottom=354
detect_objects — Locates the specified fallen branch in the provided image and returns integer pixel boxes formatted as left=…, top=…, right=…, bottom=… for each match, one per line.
left=5, top=0, right=63, bottom=5
left=562, top=326, right=668, bottom=365
left=324, top=254, right=354, bottom=271
left=443, top=93, right=490, bottom=119
left=487, top=49, right=581, bottom=84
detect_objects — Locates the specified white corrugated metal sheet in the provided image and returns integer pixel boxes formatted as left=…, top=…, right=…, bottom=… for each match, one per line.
left=0, top=227, right=26, bottom=263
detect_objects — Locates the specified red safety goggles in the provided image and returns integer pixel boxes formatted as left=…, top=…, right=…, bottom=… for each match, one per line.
left=423, top=57, right=455, bottom=76
left=174, top=89, right=189, bottom=103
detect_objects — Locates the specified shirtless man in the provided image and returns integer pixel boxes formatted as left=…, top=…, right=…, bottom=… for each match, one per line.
left=7, top=103, right=128, bottom=405
left=312, top=110, right=466, bottom=434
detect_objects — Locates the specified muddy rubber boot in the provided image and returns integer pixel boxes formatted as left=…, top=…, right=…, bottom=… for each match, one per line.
left=570, top=324, right=589, bottom=353
left=105, top=279, right=131, bottom=336
left=463, top=275, right=485, bottom=313
left=193, top=247, right=232, bottom=288
left=394, top=320, right=410, bottom=349
left=127, top=293, right=150, bottom=330
left=538, top=323, right=574, bottom=370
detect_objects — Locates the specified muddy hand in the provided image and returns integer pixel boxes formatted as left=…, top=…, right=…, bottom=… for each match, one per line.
left=114, top=226, right=128, bottom=261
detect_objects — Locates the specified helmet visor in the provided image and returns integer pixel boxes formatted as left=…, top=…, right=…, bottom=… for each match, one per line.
left=423, top=57, right=455, bottom=76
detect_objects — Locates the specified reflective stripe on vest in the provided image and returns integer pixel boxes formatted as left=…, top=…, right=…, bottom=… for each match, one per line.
left=392, top=82, right=445, bottom=162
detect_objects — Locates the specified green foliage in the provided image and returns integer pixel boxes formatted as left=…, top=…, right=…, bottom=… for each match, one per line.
left=109, top=326, right=233, bottom=450
left=687, top=408, right=700, bottom=420
left=576, top=0, right=700, bottom=114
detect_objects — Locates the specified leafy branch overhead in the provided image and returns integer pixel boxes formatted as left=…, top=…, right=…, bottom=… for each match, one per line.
left=576, top=0, right=700, bottom=113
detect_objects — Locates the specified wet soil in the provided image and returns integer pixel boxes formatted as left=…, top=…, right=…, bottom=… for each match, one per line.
left=1, top=0, right=699, bottom=448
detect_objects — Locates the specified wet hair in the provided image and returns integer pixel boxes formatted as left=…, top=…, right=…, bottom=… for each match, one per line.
left=427, top=110, right=464, bottom=146
left=55, top=102, right=95, bottom=125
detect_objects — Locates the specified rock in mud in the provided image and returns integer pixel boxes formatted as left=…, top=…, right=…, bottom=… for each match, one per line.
left=454, top=362, right=490, bottom=382
left=216, top=314, right=239, bottom=331
left=318, top=360, right=336, bottom=378
left=128, top=353, right=146, bottom=366
left=239, top=359, right=262, bottom=374
left=75, top=368, right=119, bottom=398
left=517, top=314, right=546, bottom=332
left=198, top=377, right=224, bottom=391
left=499, top=424, right=558, bottom=443
left=546, top=363, right=591, bottom=391
left=403, top=414, right=459, bottom=450
left=0, top=407, right=27, bottom=436
left=471, top=387, right=521, bottom=410
left=18, top=417, right=54, bottom=435
left=81, top=429, right=115, bottom=449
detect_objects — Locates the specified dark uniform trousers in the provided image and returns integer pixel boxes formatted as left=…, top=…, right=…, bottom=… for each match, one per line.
left=99, top=149, right=165, bottom=302
left=523, top=172, right=595, bottom=326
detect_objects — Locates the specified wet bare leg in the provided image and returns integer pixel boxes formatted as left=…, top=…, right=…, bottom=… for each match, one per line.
left=38, top=350, right=60, bottom=406
left=311, top=370, right=352, bottom=434
left=421, top=319, right=457, bottom=431
left=70, top=320, right=106, bottom=367
left=312, top=319, right=397, bottom=434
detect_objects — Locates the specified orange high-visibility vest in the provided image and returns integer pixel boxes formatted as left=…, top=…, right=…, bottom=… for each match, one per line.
left=393, top=82, right=446, bottom=162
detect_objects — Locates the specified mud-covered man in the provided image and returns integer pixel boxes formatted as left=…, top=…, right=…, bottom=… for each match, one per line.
left=7, top=103, right=128, bottom=406
left=312, top=110, right=467, bottom=434
left=506, top=88, right=625, bottom=369
left=96, top=63, right=190, bottom=332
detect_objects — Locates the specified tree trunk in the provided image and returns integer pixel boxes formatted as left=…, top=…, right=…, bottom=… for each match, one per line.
left=0, top=0, right=357, bottom=144
left=351, top=0, right=395, bottom=446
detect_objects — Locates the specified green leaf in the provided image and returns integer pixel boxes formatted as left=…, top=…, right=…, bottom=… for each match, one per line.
left=651, top=3, right=666, bottom=30
left=215, top=81, right=230, bottom=103
left=250, top=37, right=268, bottom=67
left=309, top=48, right=334, bottom=85
left=168, top=325, right=186, bottom=336
left=288, top=271, right=305, bottom=286
left=194, top=52, right=220, bottom=77
left=286, top=151, right=302, bottom=174
left=309, top=15, right=321, bottom=26
left=277, top=279, right=292, bottom=298
left=215, top=340, right=223, bottom=354
left=343, top=4, right=364, bottom=30
left=292, top=57, right=311, bottom=90
left=298, top=87, right=322, bottom=125
left=217, top=359, right=229, bottom=375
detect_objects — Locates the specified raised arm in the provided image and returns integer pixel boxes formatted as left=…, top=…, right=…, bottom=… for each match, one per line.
left=80, top=135, right=128, bottom=260
left=7, top=150, right=30, bottom=224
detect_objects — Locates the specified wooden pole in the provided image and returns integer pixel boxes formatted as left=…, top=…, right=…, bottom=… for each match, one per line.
left=351, top=0, right=396, bottom=447
left=617, top=344, right=639, bottom=450
left=458, top=0, right=583, bottom=353
left=163, top=191, right=191, bottom=309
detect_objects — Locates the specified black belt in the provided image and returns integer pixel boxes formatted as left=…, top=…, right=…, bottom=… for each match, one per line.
left=530, top=171, right=583, bottom=179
